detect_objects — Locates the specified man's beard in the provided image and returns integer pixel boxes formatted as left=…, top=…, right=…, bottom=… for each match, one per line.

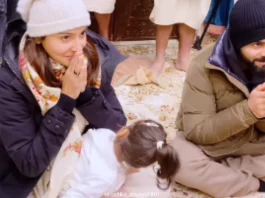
left=244, top=56, right=265, bottom=90
left=248, top=57, right=265, bottom=72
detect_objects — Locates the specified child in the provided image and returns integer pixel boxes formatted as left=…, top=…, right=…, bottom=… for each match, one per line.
left=61, top=120, right=179, bottom=198
left=149, top=0, right=211, bottom=73
left=83, top=0, right=116, bottom=40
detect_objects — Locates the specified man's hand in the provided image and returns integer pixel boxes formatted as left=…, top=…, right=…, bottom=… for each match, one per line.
left=248, top=83, right=265, bottom=119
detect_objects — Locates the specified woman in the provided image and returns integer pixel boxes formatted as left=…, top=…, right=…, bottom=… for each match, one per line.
left=0, top=0, right=126, bottom=197
left=149, top=0, right=211, bottom=74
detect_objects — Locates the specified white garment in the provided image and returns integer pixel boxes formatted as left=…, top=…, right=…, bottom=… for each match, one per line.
left=61, top=128, right=127, bottom=198
left=27, top=109, right=87, bottom=198
left=150, top=0, right=211, bottom=30
left=83, top=0, right=116, bottom=14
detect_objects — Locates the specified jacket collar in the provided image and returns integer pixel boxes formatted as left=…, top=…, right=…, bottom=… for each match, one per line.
left=207, top=31, right=245, bottom=82
left=206, top=31, right=250, bottom=97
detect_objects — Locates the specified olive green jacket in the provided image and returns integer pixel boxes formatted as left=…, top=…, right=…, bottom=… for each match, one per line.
left=176, top=44, right=265, bottom=157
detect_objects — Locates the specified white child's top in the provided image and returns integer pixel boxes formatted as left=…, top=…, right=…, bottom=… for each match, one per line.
left=61, top=128, right=127, bottom=198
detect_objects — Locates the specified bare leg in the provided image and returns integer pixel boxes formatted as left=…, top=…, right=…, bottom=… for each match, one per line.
left=95, top=13, right=112, bottom=40
left=175, top=23, right=196, bottom=72
left=150, top=25, right=173, bottom=78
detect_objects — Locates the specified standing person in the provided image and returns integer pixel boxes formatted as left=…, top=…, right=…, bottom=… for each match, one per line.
left=149, top=0, right=211, bottom=75
left=204, top=0, right=234, bottom=38
left=84, top=0, right=116, bottom=40
left=173, top=0, right=265, bottom=197
left=0, top=0, right=127, bottom=197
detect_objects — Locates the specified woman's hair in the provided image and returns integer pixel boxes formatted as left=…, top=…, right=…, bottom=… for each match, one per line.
left=24, top=35, right=99, bottom=87
left=118, top=119, right=179, bottom=190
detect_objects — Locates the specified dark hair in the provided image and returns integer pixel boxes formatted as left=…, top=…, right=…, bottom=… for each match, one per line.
left=24, top=35, right=99, bottom=87
left=119, top=119, right=179, bottom=190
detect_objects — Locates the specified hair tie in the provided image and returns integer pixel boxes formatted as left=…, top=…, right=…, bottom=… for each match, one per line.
left=145, top=122, right=159, bottom=127
left=157, top=141, right=164, bottom=150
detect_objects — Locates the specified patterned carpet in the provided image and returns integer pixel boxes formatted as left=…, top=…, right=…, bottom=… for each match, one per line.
left=111, top=38, right=265, bottom=198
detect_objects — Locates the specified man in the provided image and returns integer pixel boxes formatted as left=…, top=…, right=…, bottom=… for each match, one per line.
left=171, top=0, right=265, bottom=197
left=83, top=0, right=116, bottom=40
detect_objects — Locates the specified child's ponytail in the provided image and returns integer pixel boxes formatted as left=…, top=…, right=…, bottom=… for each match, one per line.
left=155, top=141, right=179, bottom=190
left=118, top=119, right=180, bottom=190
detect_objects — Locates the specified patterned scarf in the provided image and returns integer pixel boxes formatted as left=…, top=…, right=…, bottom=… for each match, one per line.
left=19, top=34, right=96, bottom=198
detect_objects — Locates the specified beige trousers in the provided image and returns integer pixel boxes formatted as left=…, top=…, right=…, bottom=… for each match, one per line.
left=170, top=133, right=265, bottom=198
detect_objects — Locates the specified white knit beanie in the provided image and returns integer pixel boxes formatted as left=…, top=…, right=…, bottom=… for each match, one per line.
left=17, top=0, right=91, bottom=37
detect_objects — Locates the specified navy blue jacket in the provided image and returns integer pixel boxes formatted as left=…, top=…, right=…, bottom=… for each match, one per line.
left=0, top=16, right=127, bottom=198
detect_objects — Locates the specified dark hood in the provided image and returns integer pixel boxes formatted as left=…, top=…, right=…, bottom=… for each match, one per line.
left=209, top=30, right=265, bottom=91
